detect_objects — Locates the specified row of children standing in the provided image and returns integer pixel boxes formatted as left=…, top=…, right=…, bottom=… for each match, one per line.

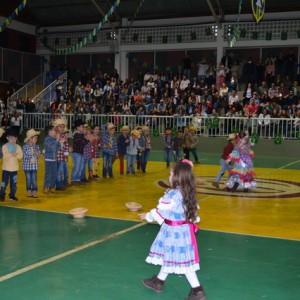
left=0, top=117, right=156, bottom=201
left=0, top=119, right=200, bottom=201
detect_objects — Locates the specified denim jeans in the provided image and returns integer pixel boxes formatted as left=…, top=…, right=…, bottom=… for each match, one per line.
left=81, top=159, right=87, bottom=180
left=80, top=158, right=92, bottom=180
left=173, top=149, right=183, bottom=162
left=0, top=170, right=17, bottom=198
left=190, top=148, right=199, bottom=162
left=215, top=159, right=232, bottom=183
left=164, top=148, right=172, bottom=167
left=44, top=160, right=57, bottom=189
left=141, top=149, right=150, bottom=172
left=71, top=153, right=84, bottom=182
left=56, top=161, right=68, bottom=188
left=102, top=152, right=114, bottom=177
left=24, top=170, right=38, bottom=191
left=127, top=154, right=137, bottom=174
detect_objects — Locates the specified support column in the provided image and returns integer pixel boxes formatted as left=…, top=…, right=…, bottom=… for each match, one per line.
left=216, top=26, right=225, bottom=65
left=118, top=51, right=128, bottom=82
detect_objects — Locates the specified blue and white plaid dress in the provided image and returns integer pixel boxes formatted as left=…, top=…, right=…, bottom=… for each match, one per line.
left=145, top=188, right=200, bottom=274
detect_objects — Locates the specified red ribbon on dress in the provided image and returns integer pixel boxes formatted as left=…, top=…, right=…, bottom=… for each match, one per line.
left=164, top=219, right=199, bottom=263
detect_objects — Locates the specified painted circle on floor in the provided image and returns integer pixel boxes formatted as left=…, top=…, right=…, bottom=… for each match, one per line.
left=157, top=176, right=300, bottom=199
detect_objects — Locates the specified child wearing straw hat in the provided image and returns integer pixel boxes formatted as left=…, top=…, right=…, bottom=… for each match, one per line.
left=0, top=128, right=23, bottom=201
left=212, top=133, right=237, bottom=189
left=126, top=129, right=142, bottom=175
left=22, top=129, right=41, bottom=198
left=140, top=125, right=151, bottom=173
left=43, top=124, right=61, bottom=194
left=56, top=128, right=70, bottom=190
left=101, top=122, right=118, bottom=178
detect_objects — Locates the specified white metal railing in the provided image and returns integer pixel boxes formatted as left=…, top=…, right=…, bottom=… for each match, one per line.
left=33, top=72, right=68, bottom=112
left=8, top=73, right=45, bottom=112
left=18, top=113, right=300, bottom=140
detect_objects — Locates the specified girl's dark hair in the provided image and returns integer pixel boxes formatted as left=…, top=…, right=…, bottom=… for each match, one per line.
left=170, top=161, right=198, bottom=222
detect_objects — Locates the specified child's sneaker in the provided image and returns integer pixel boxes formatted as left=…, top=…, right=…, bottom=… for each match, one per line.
left=32, top=191, right=38, bottom=198
left=9, top=196, right=19, bottom=202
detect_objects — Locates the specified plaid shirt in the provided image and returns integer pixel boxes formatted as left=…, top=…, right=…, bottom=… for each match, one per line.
left=100, top=125, right=118, bottom=155
left=73, top=131, right=89, bottom=154
left=83, top=142, right=92, bottom=159
left=22, top=144, right=40, bottom=171
left=57, top=141, right=69, bottom=162
left=163, top=134, right=173, bottom=149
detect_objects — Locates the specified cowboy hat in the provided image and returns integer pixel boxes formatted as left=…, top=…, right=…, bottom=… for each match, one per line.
left=189, top=126, right=197, bottom=132
left=24, top=129, right=40, bottom=143
left=52, top=118, right=68, bottom=127
left=227, top=133, right=237, bottom=141
left=121, top=125, right=130, bottom=132
left=107, top=123, right=116, bottom=130
left=5, top=127, right=19, bottom=138
left=131, top=129, right=140, bottom=138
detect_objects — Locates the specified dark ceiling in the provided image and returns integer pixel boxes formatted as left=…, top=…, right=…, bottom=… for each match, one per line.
left=2, top=0, right=300, bottom=27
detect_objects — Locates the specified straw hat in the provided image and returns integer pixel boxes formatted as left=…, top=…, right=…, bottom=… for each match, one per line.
left=69, top=207, right=88, bottom=219
left=24, top=129, right=41, bottom=143
left=121, top=125, right=130, bottom=132
left=107, top=123, right=116, bottom=130
left=142, top=126, right=149, bottom=131
left=189, top=125, right=197, bottom=132
left=135, top=126, right=142, bottom=131
left=52, top=118, right=68, bottom=127
left=131, top=129, right=140, bottom=138
left=125, top=202, right=143, bottom=212
left=0, top=127, right=5, bottom=138
left=227, top=133, right=236, bottom=141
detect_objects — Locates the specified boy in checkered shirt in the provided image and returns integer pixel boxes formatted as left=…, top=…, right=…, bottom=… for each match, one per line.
left=56, top=129, right=70, bottom=190
left=22, top=129, right=41, bottom=198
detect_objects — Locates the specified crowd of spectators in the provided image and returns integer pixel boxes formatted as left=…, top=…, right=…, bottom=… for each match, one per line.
left=2, top=51, right=300, bottom=134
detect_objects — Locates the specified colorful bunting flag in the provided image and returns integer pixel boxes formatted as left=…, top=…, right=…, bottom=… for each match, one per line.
left=41, top=0, right=120, bottom=55
left=0, top=0, right=27, bottom=32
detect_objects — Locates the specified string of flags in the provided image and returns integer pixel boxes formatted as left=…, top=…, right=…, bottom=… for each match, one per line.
left=121, top=0, right=145, bottom=40
left=41, top=0, right=120, bottom=55
left=0, top=0, right=27, bottom=32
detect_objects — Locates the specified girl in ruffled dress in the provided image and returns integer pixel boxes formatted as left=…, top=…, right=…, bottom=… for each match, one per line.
left=139, top=160, right=206, bottom=300
left=226, top=130, right=257, bottom=191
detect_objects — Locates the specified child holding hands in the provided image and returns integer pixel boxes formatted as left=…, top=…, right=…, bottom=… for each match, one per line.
left=139, top=160, right=206, bottom=300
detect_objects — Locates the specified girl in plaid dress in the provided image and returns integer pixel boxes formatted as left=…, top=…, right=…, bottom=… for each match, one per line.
left=139, top=160, right=206, bottom=300
left=22, top=129, right=41, bottom=198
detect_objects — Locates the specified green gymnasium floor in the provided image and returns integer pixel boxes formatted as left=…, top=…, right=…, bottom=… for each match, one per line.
left=0, top=146, right=300, bottom=300
left=1, top=207, right=299, bottom=300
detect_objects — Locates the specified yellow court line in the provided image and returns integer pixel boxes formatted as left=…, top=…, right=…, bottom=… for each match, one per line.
left=0, top=222, right=145, bottom=283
